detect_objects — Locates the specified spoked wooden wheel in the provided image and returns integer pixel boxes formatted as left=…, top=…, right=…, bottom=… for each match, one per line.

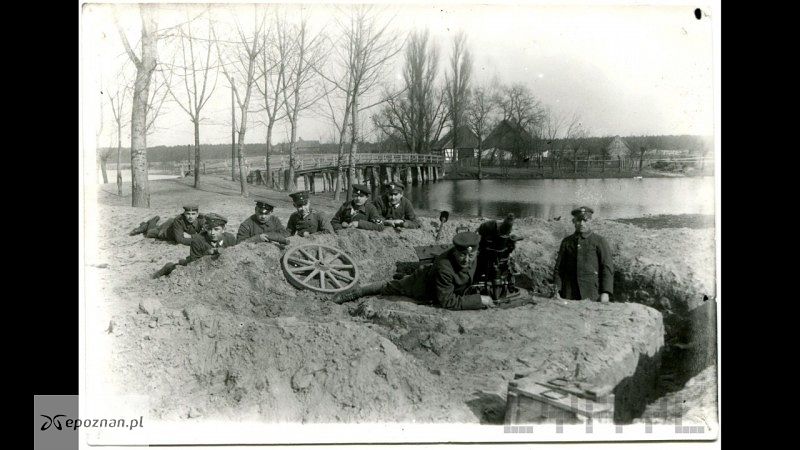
left=281, top=244, right=360, bottom=293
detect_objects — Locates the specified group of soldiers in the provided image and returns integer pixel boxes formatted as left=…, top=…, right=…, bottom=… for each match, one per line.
left=131, top=182, right=613, bottom=309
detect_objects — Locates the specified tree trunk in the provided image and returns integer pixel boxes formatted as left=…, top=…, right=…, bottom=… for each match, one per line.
left=347, top=94, right=359, bottom=202
left=265, top=124, right=273, bottom=188
left=193, top=120, right=201, bottom=188
left=231, top=83, right=236, bottom=181
left=116, top=123, right=123, bottom=196
left=99, top=157, right=109, bottom=183
left=286, top=118, right=297, bottom=192
left=129, top=54, right=156, bottom=207
left=639, top=149, right=645, bottom=173
left=237, top=132, right=249, bottom=196
left=477, top=142, right=483, bottom=180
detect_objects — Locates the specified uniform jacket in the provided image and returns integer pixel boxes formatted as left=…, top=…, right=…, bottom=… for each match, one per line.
left=554, top=231, right=614, bottom=300
left=372, top=196, right=420, bottom=228
left=187, top=231, right=237, bottom=263
left=387, top=247, right=483, bottom=310
left=287, top=210, right=333, bottom=235
left=330, top=201, right=384, bottom=231
left=170, top=214, right=206, bottom=245
left=236, top=214, right=289, bottom=243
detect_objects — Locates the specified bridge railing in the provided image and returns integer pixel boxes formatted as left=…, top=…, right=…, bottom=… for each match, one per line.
left=238, top=153, right=442, bottom=171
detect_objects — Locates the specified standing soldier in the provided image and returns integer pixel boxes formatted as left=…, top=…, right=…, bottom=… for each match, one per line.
left=330, top=184, right=384, bottom=232
left=332, top=232, right=494, bottom=310
left=553, top=206, right=614, bottom=302
left=372, top=182, right=420, bottom=229
left=286, top=191, right=333, bottom=237
left=237, top=198, right=289, bottom=243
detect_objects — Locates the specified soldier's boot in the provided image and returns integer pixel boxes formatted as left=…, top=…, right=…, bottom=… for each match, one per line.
left=152, top=261, right=177, bottom=279
left=331, top=281, right=385, bottom=304
left=131, top=216, right=160, bottom=236
left=142, top=216, right=162, bottom=238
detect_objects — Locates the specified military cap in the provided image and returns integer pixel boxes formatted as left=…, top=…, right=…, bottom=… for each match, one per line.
left=453, top=231, right=480, bottom=252
left=204, top=213, right=228, bottom=228
left=386, top=181, right=404, bottom=193
left=571, top=206, right=594, bottom=220
left=289, top=191, right=309, bottom=205
left=254, top=198, right=274, bottom=213
left=182, top=203, right=199, bottom=211
left=498, top=213, right=515, bottom=236
left=352, top=184, right=371, bottom=196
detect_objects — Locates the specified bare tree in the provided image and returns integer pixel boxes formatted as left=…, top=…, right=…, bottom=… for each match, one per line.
left=215, top=8, right=266, bottom=196
left=320, top=5, right=402, bottom=200
left=96, top=84, right=108, bottom=184
left=495, top=82, right=546, bottom=161
left=625, top=135, right=653, bottom=173
left=465, top=84, right=496, bottom=180
left=117, top=4, right=159, bottom=207
left=107, top=79, right=130, bottom=196
left=564, top=113, right=588, bottom=174
left=255, top=11, right=289, bottom=189
left=373, top=29, right=447, bottom=155
left=280, top=13, right=326, bottom=192
left=445, top=31, right=472, bottom=155
left=541, top=106, right=564, bottom=172
left=165, top=10, right=218, bottom=188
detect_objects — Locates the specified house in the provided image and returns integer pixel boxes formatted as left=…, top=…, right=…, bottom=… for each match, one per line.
left=605, top=136, right=631, bottom=158
left=432, top=125, right=480, bottom=162
left=481, top=119, right=535, bottom=161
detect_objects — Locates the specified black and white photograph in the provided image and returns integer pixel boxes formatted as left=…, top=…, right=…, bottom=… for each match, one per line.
left=78, top=0, right=720, bottom=447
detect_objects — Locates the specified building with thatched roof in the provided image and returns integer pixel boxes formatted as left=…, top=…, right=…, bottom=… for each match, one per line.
left=481, top=119, right=535, bottom=160
left=432, top=125, right=480, bottom=162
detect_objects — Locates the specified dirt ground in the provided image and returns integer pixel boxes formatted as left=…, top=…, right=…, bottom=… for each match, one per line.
left=83, top=175, right=717, bottom=424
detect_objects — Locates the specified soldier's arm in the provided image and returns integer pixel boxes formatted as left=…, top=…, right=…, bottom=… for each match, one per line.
left=172, top=218, right=194, bottom=245
left=597, top=236, right=614, bottom=294
left=400, top=201, right=420, bottom=228
left=356, top=205, right=384, bottom=231
left=236, top=221, right=258, bottom=244
left=186, top=237, right=206, bottom=263
left=553, top=239, right=567, bottom=295
left=433, top=265, right=484, bottom=310
left=330, top=208, right=344, bottom=231
left=270, top=216, right=290, bottom=237
left=318, top=213, right=334, bottom=234
left=286, top=215, right=298, bottom=235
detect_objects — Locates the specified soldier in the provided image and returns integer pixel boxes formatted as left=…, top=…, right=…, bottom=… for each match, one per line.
left=372, top=181, right=420, bottom=229
left=332, top=231, right=495, bottom=310
left=286, top=191, right=333, bottom=236
left=129, top=204, right=205, bottom=246
left=237, top=198, right=289, bottom=244
left=475, top=213, right=522, bottom=296
left=151, top=213, right=237, bottom=278
left=553, top=206, right=614, bottom=302
left=330, top=184, right=384, bottom=232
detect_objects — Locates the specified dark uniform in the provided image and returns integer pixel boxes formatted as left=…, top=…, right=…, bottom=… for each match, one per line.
left=286, top=191, right=333, bottom=236
left=236, top=200, right=289, bottom=243
left=553, top=207, right=614, bottom=301
left=170, top=213, right=206, bottom=245
left=475, top=214, right=521, bottom=296
left=330, top=184, right=384, bottom=231
left=372, top=182, right=420, bottom=229
left=152, top=213, right=235, bottom=278
left=333, top=232, right=485, bottom=310
left=138, top=204, right=205, bottom=245
left=186, top=214, right=237, bottom=263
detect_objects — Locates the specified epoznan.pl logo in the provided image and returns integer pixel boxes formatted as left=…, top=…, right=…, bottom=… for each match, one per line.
left=39, top=415, right=143, bottom=431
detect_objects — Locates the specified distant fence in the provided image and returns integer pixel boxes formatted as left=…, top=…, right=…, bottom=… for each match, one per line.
left=448, top=155, right=713, bottom=173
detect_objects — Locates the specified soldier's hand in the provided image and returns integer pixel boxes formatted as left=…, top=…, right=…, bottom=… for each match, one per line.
left=599, top=293, right=610, bottom=303
left=350, top=221, right=359, bottom=228
left=301, top=231, right=310, bottom=237
left=205, top=248, right=217, bottom=255
left=480, top=295, right=495, bottom=308
left=260, top=233, right=270, bottom=242
left=553, top=289, right=562, bottom=300
left=183, top=232, right=192, bottom=239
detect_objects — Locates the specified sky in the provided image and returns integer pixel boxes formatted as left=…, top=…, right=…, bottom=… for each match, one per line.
left=81, top=1, right=717, bottom=149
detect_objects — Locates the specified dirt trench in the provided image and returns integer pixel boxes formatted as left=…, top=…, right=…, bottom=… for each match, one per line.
left=93, top=195, right=715, bottom=425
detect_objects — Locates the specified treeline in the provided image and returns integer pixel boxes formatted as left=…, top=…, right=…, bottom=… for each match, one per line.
left=100, top=133, right=710, bottom=164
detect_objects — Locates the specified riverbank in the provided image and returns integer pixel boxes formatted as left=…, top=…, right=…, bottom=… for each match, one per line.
left=85, top=176, right=717, bottom=429
left=442, top=165, right=713, bottom=180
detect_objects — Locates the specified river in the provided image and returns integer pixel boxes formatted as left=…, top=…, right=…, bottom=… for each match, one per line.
left=396, top=177, right=715, bottom=219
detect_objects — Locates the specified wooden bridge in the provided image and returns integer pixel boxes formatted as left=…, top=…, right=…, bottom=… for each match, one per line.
left=184, top=152, right=445, bottom=194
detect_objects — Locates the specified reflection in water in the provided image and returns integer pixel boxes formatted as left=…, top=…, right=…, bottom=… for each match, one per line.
left=403, top=177, right=715, bottom=219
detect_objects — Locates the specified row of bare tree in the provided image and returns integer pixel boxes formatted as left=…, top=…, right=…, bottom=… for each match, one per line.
left=97, top=4, right=597, bottom=208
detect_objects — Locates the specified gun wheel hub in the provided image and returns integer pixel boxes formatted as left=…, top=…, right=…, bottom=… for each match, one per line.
left=281, top=243, right=360, bottom=293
